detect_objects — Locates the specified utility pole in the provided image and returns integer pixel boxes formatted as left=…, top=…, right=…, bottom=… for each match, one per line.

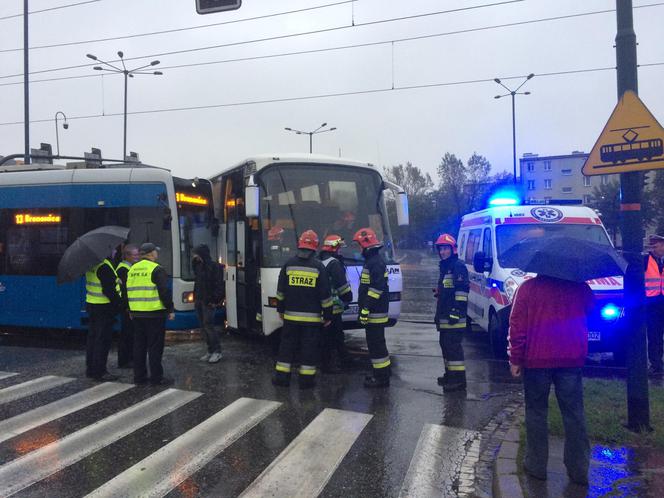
left=616, top=0, right=650, bottom=431
left=23, top=0, right=30, bottom=164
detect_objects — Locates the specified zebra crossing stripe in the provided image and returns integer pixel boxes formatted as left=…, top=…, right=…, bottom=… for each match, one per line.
left=0, top=376, right=75, bottom=405
left=86, top=397, right=281, bottom=498
left=0, top=388, right=200, bottom=497
left=0, top=372, right=18, bottom=381
left=0, top=382, right=134, bottom=445
left=398, top=424, right=480, bottom=498
left=240, top=408, right=372, bottom=498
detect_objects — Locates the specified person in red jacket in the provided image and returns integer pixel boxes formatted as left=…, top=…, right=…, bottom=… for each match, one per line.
left=508, top=274, right=594, bottom=486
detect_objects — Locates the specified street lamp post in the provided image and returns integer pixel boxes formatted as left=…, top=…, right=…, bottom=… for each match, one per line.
left=284, top=123, right=337, bottom=153
left=494, top=73, right=535, bottom=184
left=86, top=51, right=162, bottom=160
left=54, top=111, right=68, bottom=156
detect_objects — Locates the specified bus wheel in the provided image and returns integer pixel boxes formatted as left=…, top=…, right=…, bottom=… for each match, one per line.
left=489, top=311, right=508, bottom=359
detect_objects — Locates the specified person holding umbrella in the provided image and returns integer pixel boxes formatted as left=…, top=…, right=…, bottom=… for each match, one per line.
left=85, top=252, right=123, bottom=381
left=127, top=243, right=175, bottom=386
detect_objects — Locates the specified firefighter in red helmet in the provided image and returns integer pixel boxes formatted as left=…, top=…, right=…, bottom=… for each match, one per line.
left=319, top=234, right=353, bottom=372
left=434, top=233, right=469, bottom=392
left=273, top=229, right=333, bottom=389
left=353, top=227, right=391, bottom=388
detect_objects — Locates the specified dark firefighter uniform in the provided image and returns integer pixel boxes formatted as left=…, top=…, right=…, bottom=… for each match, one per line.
left=85, top=258, right=122, bottom=380
left=320, top=250, right=353, bottom=371
left=355, top=236, right=391, bottom=387
left=274, top=232, right=333, bottom=388
left=435, top=250, right=470, bottom=391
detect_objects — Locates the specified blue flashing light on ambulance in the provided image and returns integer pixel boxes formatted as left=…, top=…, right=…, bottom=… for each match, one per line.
left=457, top=202, right=627, bottom=364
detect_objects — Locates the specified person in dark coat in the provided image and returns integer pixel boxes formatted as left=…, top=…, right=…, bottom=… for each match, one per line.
left=116, top=244, right=139, bottom=368
left=192, top=244, right=225, bottom=363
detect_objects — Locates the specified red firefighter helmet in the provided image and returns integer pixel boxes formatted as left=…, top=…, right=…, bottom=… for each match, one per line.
left=353, top=227, right=382, bottom=250
left=297, top=229, right=319, bottom=251
left=268, top=225, right=284, bottom=241
left=435, top=233, right=457, bottom=254
left=321, top=234, right=345, bottom=252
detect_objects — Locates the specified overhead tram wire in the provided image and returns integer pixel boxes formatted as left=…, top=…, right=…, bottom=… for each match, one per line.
left=2, top=61, right=664, bottom=127
left=0, top=0, right=101, bottom=21
left=1, top=1, right=662, bottom=83
left=1, top=1, right=663, bottom=87
left=0, top=0, right=522, bottom=53
left=0, top=0, right=526, bottom=79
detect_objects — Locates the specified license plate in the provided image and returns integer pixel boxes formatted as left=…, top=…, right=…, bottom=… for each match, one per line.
left=344, top=304, right=359, bottom=316
left=588, top=330, right=601, bottom=341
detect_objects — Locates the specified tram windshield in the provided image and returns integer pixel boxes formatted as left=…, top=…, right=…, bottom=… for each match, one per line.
left=258, top=163, right=395, bottom=267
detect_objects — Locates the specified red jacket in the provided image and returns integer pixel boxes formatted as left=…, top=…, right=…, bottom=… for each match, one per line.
left=508, top=276, right=594, bottom=369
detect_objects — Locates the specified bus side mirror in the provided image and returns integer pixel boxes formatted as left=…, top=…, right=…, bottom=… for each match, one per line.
left=473, top=251, right=491, bottom=273
left=245, top=183, right=260, bottom=218
left=396, top=191, right=409, bottom=226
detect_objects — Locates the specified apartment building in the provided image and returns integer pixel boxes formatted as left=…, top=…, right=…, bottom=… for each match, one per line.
left=519, top=151, right=620, bottom=205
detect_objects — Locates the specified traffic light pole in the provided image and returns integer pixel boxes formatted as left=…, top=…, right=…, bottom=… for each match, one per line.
left=616, top=0, right=650, bottom=431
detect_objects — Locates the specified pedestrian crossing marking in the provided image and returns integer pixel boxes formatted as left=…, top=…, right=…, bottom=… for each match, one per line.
left=398, top=424, right=480, bottom=498
left=0, top=388, right=201, bottom=497
left=0, top=375, right=74, bottom=406
left=0, top=382, right=133, bottom=445
left=86, top=397, right=281, bottom=498
left=239, top=408, right=373, bottom=498
left=0, top=372, right=18, bottom=381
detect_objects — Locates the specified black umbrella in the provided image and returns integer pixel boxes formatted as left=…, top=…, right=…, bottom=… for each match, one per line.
left=499, top=236, right=627, bottom=282
left=57, top=226, right=130, bottom=284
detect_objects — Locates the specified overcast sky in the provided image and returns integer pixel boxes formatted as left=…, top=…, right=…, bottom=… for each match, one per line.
left=1, top=0, right=663, bottom=180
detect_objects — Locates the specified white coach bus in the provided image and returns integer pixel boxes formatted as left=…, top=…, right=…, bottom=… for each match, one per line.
left=209, top=154, right=409, bottom=336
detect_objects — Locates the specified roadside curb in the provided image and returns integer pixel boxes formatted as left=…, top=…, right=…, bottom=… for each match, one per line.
left=492, top=407, right=525, bottom=498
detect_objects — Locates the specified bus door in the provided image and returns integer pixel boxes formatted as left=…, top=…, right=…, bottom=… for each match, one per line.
left=222, top=172, right=243, bottom=329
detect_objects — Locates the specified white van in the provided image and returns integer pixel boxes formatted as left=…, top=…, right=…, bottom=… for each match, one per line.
left=457, top=204, right=626, bottom=363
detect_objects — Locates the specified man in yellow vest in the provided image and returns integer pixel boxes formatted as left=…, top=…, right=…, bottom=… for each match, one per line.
left=116, top=244, right=139, bottom=369
left=646, top=234, right=664, bottom=376
left=127, top=243, right=175, bottom=386
left=85, top=253, right=122, bottom=381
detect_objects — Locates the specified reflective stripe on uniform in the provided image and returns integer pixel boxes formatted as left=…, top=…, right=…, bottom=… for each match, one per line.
left=360, top=269, right=370, bottom=284
left=275, top=362, right=291, bottom=373
left=438, top=322, right=466, bottom=330
left=442, top=277, right=454, bottom=288
left=276, top=292, right=285, bottom=301
left=367, top=287, right=383, bottom=299
left=367, top=312, right=388, bottom=324
left=126, top=260, right=165, bottom=312
left=371, top=356, right=391, bottom=369
left=320, top=297, right=333, bottom=308
left=85, top=260, right=120, bottom=305
left=299, top=365, right=317, bottom=376
left=447, top=361, right=465, bottom=371
left=283, top=311, right=322, bottom=323
left=455, top=291, right=469, bottom=301
left=286, top=266, right=320, bottom=277
left=337, top=283, right=351, bottom=295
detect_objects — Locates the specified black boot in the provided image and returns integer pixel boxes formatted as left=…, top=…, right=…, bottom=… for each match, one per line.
left=364, top=375, right=390, bottom=388
left=443, top=372, right=466, bottom=393
left=272, top=372, right=291, bottom=387
left=298, top=375, right=316, bottom=389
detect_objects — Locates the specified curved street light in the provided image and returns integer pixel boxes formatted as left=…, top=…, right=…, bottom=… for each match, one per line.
left=86, top=51, right=163, bottom=160
left=284, top=123, right=337, bottom=153
left=494, top=73, right=535, bottom=184
left=54, top=111, right=69, bottom=156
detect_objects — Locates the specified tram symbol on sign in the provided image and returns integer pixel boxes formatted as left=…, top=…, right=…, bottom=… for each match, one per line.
left=599, top=126, right=664, bottom=164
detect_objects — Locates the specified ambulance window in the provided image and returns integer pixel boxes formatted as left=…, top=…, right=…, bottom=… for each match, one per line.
left=483, top=228, right=493, bottom=259
left=458, top=232, right=467, bottom=260
left=464, top=229, right=482, bottom=265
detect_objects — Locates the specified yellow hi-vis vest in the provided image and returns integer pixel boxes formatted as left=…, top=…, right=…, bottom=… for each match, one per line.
left=85, top=259, right=120, bottom=304
left=126, top=259, right=166, bottom=312
left=646, top=254, right=664, bottom=298
left=116, top=261, right=132, bottom=273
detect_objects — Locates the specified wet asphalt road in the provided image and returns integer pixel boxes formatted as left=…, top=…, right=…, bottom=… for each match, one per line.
left=0, top=320, right=521, bottom=498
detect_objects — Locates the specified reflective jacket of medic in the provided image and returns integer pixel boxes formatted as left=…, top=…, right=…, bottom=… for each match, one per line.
left=357, top=249, right=389, bottom=324
left=645, top=254, right=664, bottom=298
left=276, top=253, right=334, bottom=323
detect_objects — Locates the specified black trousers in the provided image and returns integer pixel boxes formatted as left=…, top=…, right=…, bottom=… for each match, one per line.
left=439, top=328, right=466, bottom=381
left=118, top=311, right=134, bottom=367
left=275, top=322, right=320, bottom=381
left=86, top=309, right=115, bottom=378
left=321, top=314, right=348, bottom=366
left=365, top=324, right=390, bottom=380
left=647, top=297, right=664, bottom=370
left=133, top=316, right=166, bottom=383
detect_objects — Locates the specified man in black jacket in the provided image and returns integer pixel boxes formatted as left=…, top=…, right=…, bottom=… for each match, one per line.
left=192, top=244, right=225, bottom=363
left=116, top=244, right=139, bottom=368
left=353, top=227, right=391, bottom=388
left=274, top=230, right=333, bottom=389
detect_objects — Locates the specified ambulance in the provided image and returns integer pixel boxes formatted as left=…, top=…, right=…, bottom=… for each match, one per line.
left=457, top=202, right=626, bottom=363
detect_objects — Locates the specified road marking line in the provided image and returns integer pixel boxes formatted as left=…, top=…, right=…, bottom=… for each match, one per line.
left=398, top=424, right=480, bottom=498
left=0, top=382, right=134, bottom=445
left=0, top=372, right=18, bottom=381
left=0, top=376, right=74, bottom=405
left=0, top=388, right=201, bottom=497
left=240, top=408, right=372, bottom=498
left=86, top=397, right=281, bottom=498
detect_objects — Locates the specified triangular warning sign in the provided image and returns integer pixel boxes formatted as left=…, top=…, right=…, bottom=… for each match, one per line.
left=583, top=90, right=664, bottom=175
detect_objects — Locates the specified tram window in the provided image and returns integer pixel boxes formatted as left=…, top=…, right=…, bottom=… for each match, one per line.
left=3, top=225, right=69, bottom=276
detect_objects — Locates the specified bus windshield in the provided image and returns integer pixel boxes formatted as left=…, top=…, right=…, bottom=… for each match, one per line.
left=174, top=178, right=214, bottom=281
left=258, top=163, right=395, bottom=267
left=496, top=223, right=612, bottom=266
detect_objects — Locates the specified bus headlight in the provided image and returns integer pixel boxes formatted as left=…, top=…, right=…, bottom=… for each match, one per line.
left=182, top=291, right=195, bottom=303
left=600, top=304, right=622, bottom=321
